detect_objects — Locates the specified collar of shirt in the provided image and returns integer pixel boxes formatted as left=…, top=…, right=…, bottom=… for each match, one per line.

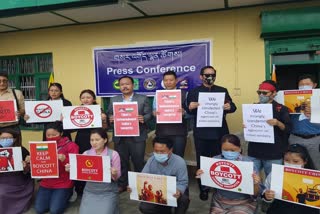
left=122, top=93, right=134, bottom=102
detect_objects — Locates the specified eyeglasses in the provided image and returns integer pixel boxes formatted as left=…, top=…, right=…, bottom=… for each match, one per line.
left=203, top=74, right=216, bottom=78
left=256, top=91, right=271, bottom=95
left=0, top=79, right=8, bottom=83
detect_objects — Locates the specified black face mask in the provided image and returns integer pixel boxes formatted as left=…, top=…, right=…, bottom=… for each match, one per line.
left=203, top=74, right=216, bottom=85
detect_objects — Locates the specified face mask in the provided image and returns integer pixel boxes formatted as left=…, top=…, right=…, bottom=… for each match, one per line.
left=222, top=150, right=240, bottom=160
left=284, top=162, right=303, bottom=168
left=0, top=138, right=14, bottom=147
left=298, top=85, right=313, bottom=90
left=46, top=136, right=61, bottom=142
left=153, top=152, right=169, bottom=163
left=259, top=95, right=270, bottom=104
left=203, top=75, right=215, bottom=86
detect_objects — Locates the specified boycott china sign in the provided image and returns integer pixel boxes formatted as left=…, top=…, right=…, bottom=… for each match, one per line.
left=29, top=141, right=59, bottom=178
left=0, top=100, right=18, bottom=123
left=62, top=105, right=102, bottom=130
left=69, top=154, right=111, bottom=183
left=25, top=100, right=63, bottom=123
left=200, top=156, right=254, bottom=195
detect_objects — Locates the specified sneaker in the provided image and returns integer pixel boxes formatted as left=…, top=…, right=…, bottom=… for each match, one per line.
left=69, top=189, right=77, bottom=202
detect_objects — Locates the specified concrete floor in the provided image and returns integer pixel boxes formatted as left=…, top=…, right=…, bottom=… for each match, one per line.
left=26, top=166, right=211, bottom=214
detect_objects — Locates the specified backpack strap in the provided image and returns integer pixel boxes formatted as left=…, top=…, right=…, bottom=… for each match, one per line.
left=11, top=89, right=20, bottom=111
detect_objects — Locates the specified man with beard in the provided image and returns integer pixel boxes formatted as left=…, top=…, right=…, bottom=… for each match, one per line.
left=186, top=66, right=237, bottom=201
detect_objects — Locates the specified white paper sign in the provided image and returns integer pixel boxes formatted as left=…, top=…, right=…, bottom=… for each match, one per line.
left=62, top=105, right=102, bottom=129
left=25, top=100, right=63, bottom=123
left=242, top=104, right=274, bottom=144
left=196, top=92, right=225, bottom=127
left=69, top=154, right=111, bottom=183
left=200, top=156, right=254, bottom=195
left=128, top=172, right=177, bottom=207
left=0, top=147, right=23, bottom=173
left=311, top=94, right=320, bottom=123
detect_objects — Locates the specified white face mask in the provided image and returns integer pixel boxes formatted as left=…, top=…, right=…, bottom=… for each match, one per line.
left=298, top=85, right=313, bottom=90
left=284, top=162, right=303, bottom=168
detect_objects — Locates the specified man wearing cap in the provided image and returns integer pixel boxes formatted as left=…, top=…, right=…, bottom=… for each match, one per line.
left=247, top=80, right=291, bottom=176
left=289, top=74, right=320, bottom=170
left=186, top=65, right=237, bottom=201
left=0, top=73, right=25, bottom=132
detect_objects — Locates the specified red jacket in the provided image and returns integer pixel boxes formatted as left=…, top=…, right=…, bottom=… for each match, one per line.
left=40, top=137, right=79, bottom=189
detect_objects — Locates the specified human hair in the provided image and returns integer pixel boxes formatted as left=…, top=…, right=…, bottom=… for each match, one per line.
left=298, top=74, right=316, bottom=84
left=200, top=66, right=217, bottom=75
left=152, top=137, right=173, bottom=149
left=0, top=128, right=21, bottom=147
left=221, top=134, right=241, bottom=148
left=261, top=80, right=279, bottom=92
left=45, top=121, right=63, bottom=135
left=47, top=82, right=65, bottom=100
left=90, top=128, right=108, bottom=142
left=0, top=72, right=8, bottom=79
left=119, top=75, right=134, bottom=84
left=285, top=144, right=315, bottom=170
left=79, top=89, right=97, bottom=104
left=163, top=70, right=177, bottom=79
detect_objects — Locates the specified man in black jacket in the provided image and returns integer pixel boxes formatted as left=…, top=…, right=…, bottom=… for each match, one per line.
left=186, top=66, right=237, bottom=200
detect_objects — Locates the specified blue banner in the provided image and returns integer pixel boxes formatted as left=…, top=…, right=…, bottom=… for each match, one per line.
left=94, top=41, right=211, bottom=96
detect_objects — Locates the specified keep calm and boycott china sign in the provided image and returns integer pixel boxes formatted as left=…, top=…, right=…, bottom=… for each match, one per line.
left=156, top=90, right=182, bottom=123
left=69, top=154, right=111, bottom=183
left=200, top=156, right=254, bottom=195
left=25, top=100, right=63, bottom=123
left=113, top=102, right=140, bottom=136
left=0, top=100, right=17, bottom=123
left=62, top=105, right=102, bottom=130
left=29, top=141, right=59, bottom=178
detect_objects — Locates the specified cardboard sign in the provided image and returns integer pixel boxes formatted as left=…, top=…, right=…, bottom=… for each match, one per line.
left=29, top=141, right=59, bottom=178
left=113, top=102, right=140, bottom=136
left=0, top=147, right=23, bottom=173
left=62, top=105, right=102, bottom=130
left=196, top=92, right=225, bottom=127
left=69, top=154, right=111, bottom=183
left=156, top=90, right=182, bottom=123
left=129, top=172, right=177, bottom=207
left=0, top=100, right=17, bottom=123
left=242, top=104, right=275, bottom=144
left=271, top=164, right=320, bottom=209
left=200, top=156, right=254, bottom=195
left=25, top=100, right=63, bottom=123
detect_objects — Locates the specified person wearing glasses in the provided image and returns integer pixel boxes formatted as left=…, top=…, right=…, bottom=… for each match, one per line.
left=0, top=72, right=25, bottom=133
left=247, top=80, right=291, bottom=178
left=186, top=65, right=237, bottom=201
left=288, top=74, right=320, bottom=170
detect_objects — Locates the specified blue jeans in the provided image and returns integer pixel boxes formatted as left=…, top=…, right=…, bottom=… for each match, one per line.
left=35, top=186, right=73, bottom=214
left=249, top=157, right=282, bottom=177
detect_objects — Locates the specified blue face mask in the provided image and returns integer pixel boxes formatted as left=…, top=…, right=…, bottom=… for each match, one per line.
left=259, top=95, right=270, bottom=104
left=153, top=152, right=169, bottom=163
left=0, top=138, right=14, bottom=147
left=222, top=150, right=240, bottom=160
left=298, top=85, right=313, bottom=90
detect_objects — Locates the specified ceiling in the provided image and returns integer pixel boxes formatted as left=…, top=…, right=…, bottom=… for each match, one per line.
left=0, top=0, right=307, bottom=33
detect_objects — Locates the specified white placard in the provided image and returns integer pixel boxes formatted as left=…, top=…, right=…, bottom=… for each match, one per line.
left=0, top=147, right=23, bottom=173
left=196, top=92, right=225, bottom=127
left=200, top=156, right=254, bottom=195
left=25, top=100, right=63, bottom=123
left=242, top=104, right=275, bottom=144
left=62, top=105, right=102, bottom=129
left=69, top=154, right=111, bottom=183
left=311, top=95, right=320, bottom=123
left=128, top=172, right=177, bottom=207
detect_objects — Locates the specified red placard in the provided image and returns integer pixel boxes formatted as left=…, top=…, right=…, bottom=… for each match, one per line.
left=0, top=100, right=17, bottom=123
left=113, top=102, right=140, bottom=136
left=29, top=141, right=59, bottom=178
left=156, top=90, right=182, bottom=123
left=76, top=155, right=103, bottom=182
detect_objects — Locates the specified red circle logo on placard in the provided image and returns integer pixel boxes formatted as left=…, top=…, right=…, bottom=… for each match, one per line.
left=70, top=107, right=94, bottom=127
left=209, top=160, right=242, bottom=189
left=34, top=103, right=53, bottom=118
